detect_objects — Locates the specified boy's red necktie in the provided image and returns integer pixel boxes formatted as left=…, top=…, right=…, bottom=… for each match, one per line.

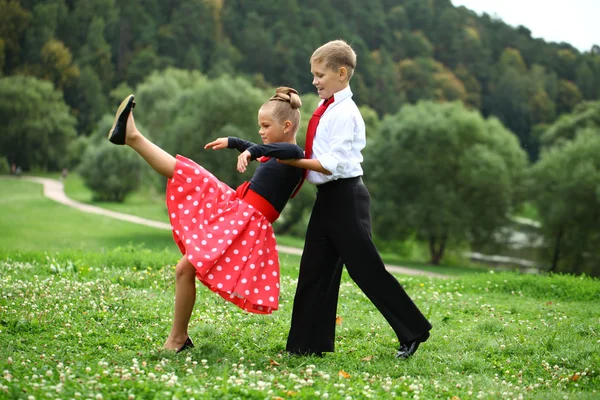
left=290, top=96, right=335, bottom=198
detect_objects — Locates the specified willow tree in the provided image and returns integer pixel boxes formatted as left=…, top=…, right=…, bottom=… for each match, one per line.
left=365, top=101, right=527, bottom=264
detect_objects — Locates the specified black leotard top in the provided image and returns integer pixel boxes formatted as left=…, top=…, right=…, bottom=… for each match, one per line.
left=228, top=137, right=304, bottom=213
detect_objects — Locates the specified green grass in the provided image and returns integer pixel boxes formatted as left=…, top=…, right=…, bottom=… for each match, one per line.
left=515, top=202, right=541, bottom=222
left=59, top=174, right=484, bottom=276
left=1, top=250, right=598, bottom=399
left=1, top=175, right=599, bottom=399
left=0, top=179, right=174, bottom=252
left=64, top=174, right=169, bottom=222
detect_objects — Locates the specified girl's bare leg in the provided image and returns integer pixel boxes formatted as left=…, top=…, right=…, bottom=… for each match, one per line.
left=126, top=113, right=177, bottom=178
left=163, top=256, right=197, bottom=350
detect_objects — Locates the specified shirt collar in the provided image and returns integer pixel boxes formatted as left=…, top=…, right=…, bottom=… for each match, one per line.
left=320, top=85, right=353, bottom=107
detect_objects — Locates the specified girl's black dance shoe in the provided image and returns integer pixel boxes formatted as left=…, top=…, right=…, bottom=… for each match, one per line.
left=176, top=337, right=195, bottom=353
left=108, top=94, right=135, bottom=145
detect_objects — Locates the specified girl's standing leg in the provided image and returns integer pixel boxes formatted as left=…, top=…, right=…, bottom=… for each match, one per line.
left=124, top=113, right=177, bottom=178
left=164, top=256, right=197, bottom=350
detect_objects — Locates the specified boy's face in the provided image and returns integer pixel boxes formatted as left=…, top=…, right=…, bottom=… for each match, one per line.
left=311, top=60, right=348, bottom=100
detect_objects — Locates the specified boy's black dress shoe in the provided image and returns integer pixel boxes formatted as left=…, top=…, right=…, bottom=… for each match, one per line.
left=176, top=337, right=194, bottom=353
left=396, top=331, right=430, bottom=359
left=108, top=94, right=135, bottom=145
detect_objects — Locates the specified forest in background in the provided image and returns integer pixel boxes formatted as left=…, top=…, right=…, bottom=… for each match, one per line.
left=1, top=0, right=599, bottom=159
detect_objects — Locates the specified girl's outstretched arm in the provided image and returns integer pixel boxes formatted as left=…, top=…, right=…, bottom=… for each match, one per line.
left=204, top=137, right=229, bottom=150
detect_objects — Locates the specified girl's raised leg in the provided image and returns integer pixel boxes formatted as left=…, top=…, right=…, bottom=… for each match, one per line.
left=125, top=113, right=177, bottom=178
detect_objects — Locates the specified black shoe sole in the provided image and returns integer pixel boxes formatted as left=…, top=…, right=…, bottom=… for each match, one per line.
left=108, top=95, right=135, bottom=145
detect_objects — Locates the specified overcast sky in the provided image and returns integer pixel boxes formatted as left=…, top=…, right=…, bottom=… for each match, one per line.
left=451, top=0, right=599, bottom=52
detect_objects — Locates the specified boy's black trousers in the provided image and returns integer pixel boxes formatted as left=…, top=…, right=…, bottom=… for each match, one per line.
left=286, top=177, right=432, bottom=354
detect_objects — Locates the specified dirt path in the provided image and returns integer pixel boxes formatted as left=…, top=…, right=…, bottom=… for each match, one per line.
left=19, top=176, right=449, bottom=278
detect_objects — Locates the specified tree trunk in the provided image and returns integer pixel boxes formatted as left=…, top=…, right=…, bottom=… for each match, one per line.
left=550, top=227, right=563, bottom=272
left=429, top=235, right=448, bottom=265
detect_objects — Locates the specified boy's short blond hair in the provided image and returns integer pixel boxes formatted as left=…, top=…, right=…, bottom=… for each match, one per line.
left=310, top=39, right=357, bottom=80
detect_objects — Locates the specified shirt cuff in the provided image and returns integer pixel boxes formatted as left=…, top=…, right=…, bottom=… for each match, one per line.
left=318, top=153, right=344, bottom=177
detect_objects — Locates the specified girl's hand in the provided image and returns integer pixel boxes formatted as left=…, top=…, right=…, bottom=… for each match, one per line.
left=237, top=151, right=252, bottom=173
left=205, top=137, right=228, bottom=150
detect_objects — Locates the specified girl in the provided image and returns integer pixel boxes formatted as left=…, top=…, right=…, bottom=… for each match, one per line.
left=108, top=87, right=304, bottom=352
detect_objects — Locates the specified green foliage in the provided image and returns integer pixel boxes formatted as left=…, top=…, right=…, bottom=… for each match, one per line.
left=365, top=101, right=528, bottom=264
left=22, top=0, right=68, bottom=64
left=66, top=134, right=90, bottom=169
left=556, top=79, right=583, bottom=116
left=3, top=0, right=599, bottom=161
left=133, top=67, right=206, bottom=136
left=0, top=75, right=76, bottom=170
left=0, top=156, right=9, bottom=174
left=69, top=65, right=109, bottom=135
left=397, top=57, right=466, bottom=106
left=39, top=38, right=80, bottom=89
left=0, top=0, right=31, bottom=72
left=78, top=140, right=144, bottom=202
left=141, top=74, right=268, bottom=189
left=529, top=129, right=600, bottom=275
left=540, top=100, right=600, bottom=150
left=77, top=16, right=113, bottom=90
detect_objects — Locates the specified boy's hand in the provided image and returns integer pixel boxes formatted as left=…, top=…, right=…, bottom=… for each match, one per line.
left=205, top=137, right=228, bottom=150
left=277, top=159, right=301, bottom=167
left=277, top=158, right=332, bottom=175
left=237, top=150, right=252, bottom=173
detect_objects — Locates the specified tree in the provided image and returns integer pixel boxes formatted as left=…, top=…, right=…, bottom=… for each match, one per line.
left=69, top=65, right=108, bottom=135
left=40, top=38, right=80, bottom=89
left=0, top=0, right=31, bottom=73
left=402, top=31, right=434, bottom=59
left=364, top=101, right=527, bottom=264
left=23, top=0, right=68, bottom=65
left=79, top=139, right=143, bottom=202
left=137, top=75, right=267, bottom=189
left=78, top=17, right=114, bottom=90
left=397, top=57, right=466, bottom=105
left=556, top=79, right=583, bottom=116
left=125, top=47, right=161, bottom=86
left=132, top=67, right=207, bottom=142
left=0, top=75, right=76, bottom=170
left=454, top=64, right=482, bottom=108
left=540, top=101, right=600, bottom=150
left=575, top=62, right=596, bottom=100
left=499, top=48, right=528, bottom=73
left=529, top=129, right=600, bottom=276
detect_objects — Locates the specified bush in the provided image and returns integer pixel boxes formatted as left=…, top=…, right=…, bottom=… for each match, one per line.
left=0, top=156, right=9, bottom=174
left=66, top=135, right=91, bottom=169
left=78, top=141, right=143, bottom=202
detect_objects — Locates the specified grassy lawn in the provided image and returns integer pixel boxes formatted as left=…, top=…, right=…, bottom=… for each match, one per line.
left=0, top=179, right=174, bottom=252
left=63, top=174, right=169, bottom=223
left=1, top=175, right=599, bottom=399
left=18, top=175, right=487, bottom=275
left=1, top=251, right=599, bottom=399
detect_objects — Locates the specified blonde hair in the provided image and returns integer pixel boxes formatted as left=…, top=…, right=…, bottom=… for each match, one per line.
left=260, top=87, right=302, bottom=135
left=310, top=39, right=357, bottom=80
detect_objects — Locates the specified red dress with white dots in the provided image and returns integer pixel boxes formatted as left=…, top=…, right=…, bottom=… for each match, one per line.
left=166, top=155, right=280, bottom=314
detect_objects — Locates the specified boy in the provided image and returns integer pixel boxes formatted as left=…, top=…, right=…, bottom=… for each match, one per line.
left=280, top=40, right=432, bottom=358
